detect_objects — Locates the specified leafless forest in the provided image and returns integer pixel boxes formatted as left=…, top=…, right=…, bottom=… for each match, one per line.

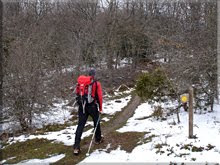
left=0, top=0, right=217, bottom=131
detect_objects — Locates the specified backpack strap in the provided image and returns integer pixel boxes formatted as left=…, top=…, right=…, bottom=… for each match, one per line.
left=94, top=81, right=100, bottom=105
left=89, top=80, right=99, bottom=104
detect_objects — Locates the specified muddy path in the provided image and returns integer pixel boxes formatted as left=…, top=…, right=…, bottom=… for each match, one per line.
left=102, top=95, right=141, bottom=134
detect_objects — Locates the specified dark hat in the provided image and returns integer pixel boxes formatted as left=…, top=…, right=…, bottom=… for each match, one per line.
left=89, top=68, right=96, bottom=76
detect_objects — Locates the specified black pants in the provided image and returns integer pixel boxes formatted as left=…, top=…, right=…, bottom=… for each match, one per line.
left=73, top=103, right=101, bottom=149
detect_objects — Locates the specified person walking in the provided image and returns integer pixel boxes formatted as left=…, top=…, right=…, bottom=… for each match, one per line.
left=73, top=68, right=103, bottom=155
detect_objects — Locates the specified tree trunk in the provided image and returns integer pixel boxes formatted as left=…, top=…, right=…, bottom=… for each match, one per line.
left=107, top=48, right=113, bottom=84
left=0, top=0, right=3, bottom=112
left=218, top=0, right=220, bottom=103
left=114, top=51, right=119, bottom=70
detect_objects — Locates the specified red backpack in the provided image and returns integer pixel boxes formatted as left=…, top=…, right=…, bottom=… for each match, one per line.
left=76, top=75, right=97, bottom=112
left=77, top=75, right=91, bottom=96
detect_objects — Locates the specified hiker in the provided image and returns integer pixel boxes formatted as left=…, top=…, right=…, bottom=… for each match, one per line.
left=73, top=68, right=103, bottom=155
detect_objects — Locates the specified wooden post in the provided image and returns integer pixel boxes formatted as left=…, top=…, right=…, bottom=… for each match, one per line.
left=188, top=87, right=194, bottom=138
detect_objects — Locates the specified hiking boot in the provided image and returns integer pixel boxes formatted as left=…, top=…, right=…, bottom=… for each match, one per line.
left=94, top=136, right=104, bottom=145
left=73, top=148, right=80, bottom=156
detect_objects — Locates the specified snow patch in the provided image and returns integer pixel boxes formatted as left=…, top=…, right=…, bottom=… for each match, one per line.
left=1, top=99, right=74, bottom=132
left=103, top=95, right=131, bottom=115
left=8, top=125, right=93, bottom=146
left=6, top=94, right=132, bottom=145
left=17, top=154, right=65, bottom=164
left=82, top=101, right=220, bottom=163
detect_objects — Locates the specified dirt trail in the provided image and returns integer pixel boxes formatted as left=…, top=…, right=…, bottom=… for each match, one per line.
left=102, top=95, right=141, bottom=134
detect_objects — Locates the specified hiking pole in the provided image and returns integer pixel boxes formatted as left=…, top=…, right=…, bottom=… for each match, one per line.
left=86, top=114, right=101, bottom=156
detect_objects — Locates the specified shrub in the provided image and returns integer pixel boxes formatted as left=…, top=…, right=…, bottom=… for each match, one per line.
left=135, top=68, right=175, bottom=102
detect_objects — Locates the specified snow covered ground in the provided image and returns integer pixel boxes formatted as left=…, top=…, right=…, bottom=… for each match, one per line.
left=0, top=99, right=73, bottom=132
left=7, top=125, right=92, bottom=146
left=1, top=93, right=131, bottom=132
left=103, top=95, right=131, bottom=115
left=5, top=94, right=131, bottom=147
left=1, top=92, right=132, bottom=164
left=81, top=103, right=220, bottom=163
left=17, top=154, right=65, bottom=165
left=3, top=91, right=220, bottom=164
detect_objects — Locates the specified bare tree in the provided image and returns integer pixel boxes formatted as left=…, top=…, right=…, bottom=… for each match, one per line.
left=1, top=0, right=217, bottom=132
left=2, top=1, right=56, bottom=131
left=218, top=0, right=220, bottom=102
left=0, top=0, right=3, bottom=114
